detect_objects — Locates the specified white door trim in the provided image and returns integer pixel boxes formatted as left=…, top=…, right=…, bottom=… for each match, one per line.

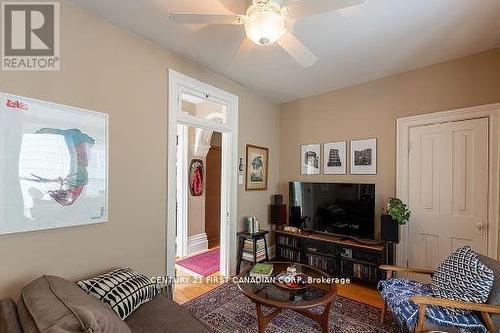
left=167, top=69, right=238, bottom=278
left=396, top=103, right=500, bottom=267
left=176, top=124, right=188, bottom=258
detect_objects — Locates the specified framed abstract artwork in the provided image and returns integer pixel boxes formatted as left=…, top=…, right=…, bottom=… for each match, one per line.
left=301, top=144, right=321, bottom=175
left=350, top=138, right=377, bottom=175
left=189, top=159, right=204, bottom=196
left=245, top=144, right=269, bottom=191
left=0, top=92, right=108, bottom=235
left=323, top=141, right=347, bottom=175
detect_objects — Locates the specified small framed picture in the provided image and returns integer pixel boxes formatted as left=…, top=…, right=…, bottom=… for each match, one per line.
left=301, top=144, right=321, bottom=175
left=324, top=142, right=347, bottom=175
left=245, top=144, right=269, bottom=191
left=350, top=138, right=377, bottom=175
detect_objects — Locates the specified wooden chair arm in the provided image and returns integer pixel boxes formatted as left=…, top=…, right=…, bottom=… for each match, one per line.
left=379, top=265, right=435, bottom=277
left=411, top=296, right=500, bottom=332
left=411, top=296, right=500, bottom=314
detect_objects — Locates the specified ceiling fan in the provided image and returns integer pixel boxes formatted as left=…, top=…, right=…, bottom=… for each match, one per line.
left=170, top=0, right=365, bottom=68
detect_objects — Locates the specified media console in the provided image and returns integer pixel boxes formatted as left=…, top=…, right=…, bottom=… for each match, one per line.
left=274, top=229, right=393, bottom=286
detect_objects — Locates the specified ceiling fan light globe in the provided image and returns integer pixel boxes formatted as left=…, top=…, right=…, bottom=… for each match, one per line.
left=244, top=9, right=285, bottom=46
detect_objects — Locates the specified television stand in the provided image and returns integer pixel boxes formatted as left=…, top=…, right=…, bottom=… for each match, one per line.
left=350, top=237, right=385, bottom=246
left=274, top=229, right=393, bottom=286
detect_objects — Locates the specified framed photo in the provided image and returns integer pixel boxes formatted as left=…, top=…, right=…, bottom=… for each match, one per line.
left=245, top=144, right=269, bottom=191
left=301, top=144, right=321, bottom=175
left=350, top=138, right=377, bottom=175
left=0, top=92, right=108, bottom=235
left=324, top=141, right=347, bottom=175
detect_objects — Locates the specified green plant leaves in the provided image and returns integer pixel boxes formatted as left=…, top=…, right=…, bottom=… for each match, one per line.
left=388, top=197, right=411, bottom=225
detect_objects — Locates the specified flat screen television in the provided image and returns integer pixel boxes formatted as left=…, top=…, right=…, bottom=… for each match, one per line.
left=289, top=182, right=375, bottom=240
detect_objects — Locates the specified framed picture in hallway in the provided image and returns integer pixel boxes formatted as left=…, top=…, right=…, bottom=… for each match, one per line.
left=350, top=138, right=377, bottom=175
left=245, top=144, right=269, bottom=191
left=301, top=144, right=321, bottom=175
left=324, top=141, right=346, bottom=175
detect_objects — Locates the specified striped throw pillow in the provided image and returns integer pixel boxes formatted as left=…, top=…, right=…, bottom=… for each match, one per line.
left=77, top=268, right=158, bottom=319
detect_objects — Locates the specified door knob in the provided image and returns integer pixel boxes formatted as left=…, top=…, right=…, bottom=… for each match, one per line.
left=476, top=222, right=486, bottom=232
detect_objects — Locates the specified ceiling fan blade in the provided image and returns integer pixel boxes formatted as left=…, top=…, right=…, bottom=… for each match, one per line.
left=231, top=37, right=254, bottom=64
left=286, top=0, right=365, bottom=20
left=277, top=32, right=317, bottom=68
left=169, top=12, right=243, bottom=25
left=218, top=0, right=252, bottom=14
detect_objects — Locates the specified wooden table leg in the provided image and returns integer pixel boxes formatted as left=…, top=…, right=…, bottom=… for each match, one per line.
left=295, top=300, right=333, bottom=333
left=318, top=301, right=332, bottom=333
left=255, top=302, right=281, bottom=333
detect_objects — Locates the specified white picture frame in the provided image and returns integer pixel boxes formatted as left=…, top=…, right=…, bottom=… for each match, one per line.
left=324, top=141, right=347, bottom=175
left=301, top=144, right=321, bottom=175
left=350, top=138, right=377, bottom=175
left=0, top=92, right=108, bottom=235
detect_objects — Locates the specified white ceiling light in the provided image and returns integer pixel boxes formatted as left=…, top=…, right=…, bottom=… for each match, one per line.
left=170, top=0, right=365, bottom=68
left=244, top=3, right=286, bottom=46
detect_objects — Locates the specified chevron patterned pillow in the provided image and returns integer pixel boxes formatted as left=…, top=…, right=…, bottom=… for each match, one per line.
left=431, top=246, right=494, bottom=306
left=77, top=267, right=159, bottom=320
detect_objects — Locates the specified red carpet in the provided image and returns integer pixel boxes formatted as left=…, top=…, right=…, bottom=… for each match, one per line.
left=176, top=248, right=220, bottom=276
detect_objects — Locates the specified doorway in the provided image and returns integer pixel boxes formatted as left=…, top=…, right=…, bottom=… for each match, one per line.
left=175, top=124, right=223, bottom=277
left=205, top=132, right=222, bottom=249
left=396, top=103, right=500, bottom=270
left=167, top=70, right=238, bottom=281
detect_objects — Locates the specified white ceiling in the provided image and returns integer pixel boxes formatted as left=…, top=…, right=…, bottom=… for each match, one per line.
left=69, top=0, right=500, bottom=103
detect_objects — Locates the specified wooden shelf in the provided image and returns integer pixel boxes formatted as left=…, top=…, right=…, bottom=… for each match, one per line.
left=276, top=243, right=301, bottom=251
left=274, top=229, right=391, bottom=286
left=275, top=230, right=385, bottom=252
left=306, top=250, right=336, bottom=259
left=340, top=256, right=379, bottom=267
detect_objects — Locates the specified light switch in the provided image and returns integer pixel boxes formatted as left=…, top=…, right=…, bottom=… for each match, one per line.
left=238, top=175, right=244, bottom=185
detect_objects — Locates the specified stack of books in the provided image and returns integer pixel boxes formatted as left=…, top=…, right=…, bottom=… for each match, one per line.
left=242, top=239, right=266, bottom=262
left=249, top=263, right=273, bottom=277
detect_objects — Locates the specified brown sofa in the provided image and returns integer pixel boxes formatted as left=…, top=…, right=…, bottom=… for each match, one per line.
left=0, top=275, right=210, bottom=333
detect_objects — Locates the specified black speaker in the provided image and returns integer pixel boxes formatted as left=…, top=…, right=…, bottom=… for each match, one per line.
left=272, top=194, right=283, bottom=205
left=270, top=204, right=286, bottom=225
left=381, top=214, right=399, bottom=243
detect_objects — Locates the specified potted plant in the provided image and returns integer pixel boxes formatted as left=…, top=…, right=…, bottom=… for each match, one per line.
left=381, top=197, right=411, bottom=243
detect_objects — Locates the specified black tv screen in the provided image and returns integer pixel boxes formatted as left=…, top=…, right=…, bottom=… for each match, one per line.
left=289, top=182, right=375, bottom=239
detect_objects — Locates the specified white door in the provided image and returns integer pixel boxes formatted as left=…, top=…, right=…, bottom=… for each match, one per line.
left=408, top=117, right=489, bottom=273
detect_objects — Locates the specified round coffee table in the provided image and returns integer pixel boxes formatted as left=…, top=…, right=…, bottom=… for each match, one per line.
left=237, top=262, right=337, bottom=333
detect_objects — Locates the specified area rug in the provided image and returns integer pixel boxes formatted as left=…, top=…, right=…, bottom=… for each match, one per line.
left=176, top=248, right=219, bottom=277
left=183, top=282, right=400, bottom=332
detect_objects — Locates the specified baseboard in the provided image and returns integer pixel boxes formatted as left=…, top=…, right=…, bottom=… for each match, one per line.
left=188, top=233, right=208, bottom=255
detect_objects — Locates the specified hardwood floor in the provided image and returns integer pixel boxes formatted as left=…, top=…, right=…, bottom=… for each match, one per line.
left=174, top=272, right=221, bottom=305
left=174, top=275, right=383, bottom=308
left=338, top=282, right=384, bottom=308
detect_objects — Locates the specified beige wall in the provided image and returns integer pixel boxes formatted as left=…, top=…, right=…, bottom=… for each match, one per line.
left=279, top=48, right=500, bottom=239
left=0, top=0, right=279, bottom=298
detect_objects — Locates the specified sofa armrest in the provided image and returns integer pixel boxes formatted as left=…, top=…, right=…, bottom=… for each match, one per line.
left=379, top=265, right=435, bottom=278
left=0, top=298, right=23, bottom=333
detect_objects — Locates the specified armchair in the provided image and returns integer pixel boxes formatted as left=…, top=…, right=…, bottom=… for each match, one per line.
left=378, top=254, right=500, bottom=333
